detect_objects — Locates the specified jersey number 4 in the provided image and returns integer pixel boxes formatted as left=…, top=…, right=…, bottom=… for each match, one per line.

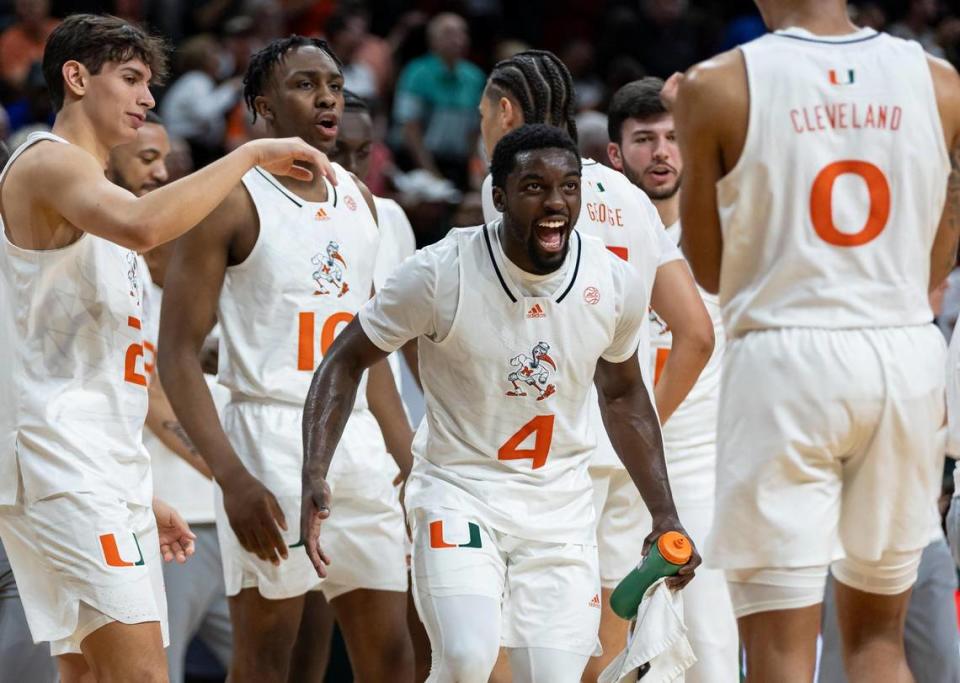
left=498, top=415, right=555, bottom=469
left=810, top=160, right=890, bottom=247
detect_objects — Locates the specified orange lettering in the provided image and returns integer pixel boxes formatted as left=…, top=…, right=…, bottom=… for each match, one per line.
left=123, top=317, right=147, bottom=386
left=498, top=415, right=555, bottom=469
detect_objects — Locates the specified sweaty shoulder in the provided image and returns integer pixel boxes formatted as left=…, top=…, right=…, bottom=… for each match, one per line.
left=678, top=48, right=748, bottom=174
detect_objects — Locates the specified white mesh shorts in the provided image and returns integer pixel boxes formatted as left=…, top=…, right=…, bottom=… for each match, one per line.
left=0, top=492, right=168, bottom=656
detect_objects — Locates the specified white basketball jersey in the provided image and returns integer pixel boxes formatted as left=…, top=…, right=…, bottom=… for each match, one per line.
left=649, top=221, right=724, bottom=454
left=372, top=195, right=416, bottom=390
left=482, top=161, right=668, bottom=469
left=405, top=224, right=633, bottom=543
left=718, top=28, right=950, bottom=337
left=217, top=164, right=379, bottom=405
left=0, top=132, right=151, bottom=505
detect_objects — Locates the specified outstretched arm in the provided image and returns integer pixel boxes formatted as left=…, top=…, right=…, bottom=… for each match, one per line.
left=301, top=320, right=390, bottom=575
left=10, top=137, right=336, bottom=252
left=595, top=351, right=701, bottom=588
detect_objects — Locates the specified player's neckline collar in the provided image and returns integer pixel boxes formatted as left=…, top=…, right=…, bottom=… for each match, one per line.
left=773, top=26, right=879, bottom=44
left=482, top=221, right=581, bottom=304
left=253, top=167, right=338, bottom=209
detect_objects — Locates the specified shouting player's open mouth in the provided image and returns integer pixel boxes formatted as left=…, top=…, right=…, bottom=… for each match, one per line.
left=315, top=112, right=339, bottom=140
left=533, top=216, right=569, bottom=254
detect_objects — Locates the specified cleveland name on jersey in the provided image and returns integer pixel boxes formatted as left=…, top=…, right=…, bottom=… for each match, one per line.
left=718, top=27, right=950, bottom=336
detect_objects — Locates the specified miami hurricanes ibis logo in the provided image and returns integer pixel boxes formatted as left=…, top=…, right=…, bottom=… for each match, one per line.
left=312, top=241, right=350, bottom=297
left=126, top=251, right=140, bottom=306
left=429, top=520, right=482, bottom=549
left=99, top=532, right=145, bottom=568
left=506, top=341, right=557, bottom=401
left=828, top=69, right=855, bottom=86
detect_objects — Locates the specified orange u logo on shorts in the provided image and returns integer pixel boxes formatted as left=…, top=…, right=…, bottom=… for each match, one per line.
left=99, top=533, right=145, bottom=568
left=429, top=521, right=482, bottom=549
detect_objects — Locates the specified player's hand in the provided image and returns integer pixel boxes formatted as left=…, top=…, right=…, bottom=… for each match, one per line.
left=153, top=497, right=196, bottom=564
left=660, top=72, right=683, bottom=112
left=300, top=475, right=332, bottom=578
left=222, top=471, right=289, bottom=566
left=643, top=517, right=701, bottom=590
left=246, top=137, right=338, bottom=185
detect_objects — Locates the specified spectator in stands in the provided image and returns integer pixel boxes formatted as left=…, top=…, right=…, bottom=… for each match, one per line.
left=889, top=0, right=946, bottom=57
left=0, top=0, right=59, bottom=91
left=325, top=7, right=378, bottom=101
left=160, top=33, right=242, bottom=167
left=390, top=11, right=485, bottom=190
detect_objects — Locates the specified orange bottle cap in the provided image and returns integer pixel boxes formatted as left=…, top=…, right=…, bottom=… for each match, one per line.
left=657, top=531, right=692, bottom=565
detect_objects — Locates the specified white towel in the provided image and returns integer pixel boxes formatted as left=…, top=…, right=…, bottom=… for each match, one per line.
left=598, top=578, right=696, bottom=683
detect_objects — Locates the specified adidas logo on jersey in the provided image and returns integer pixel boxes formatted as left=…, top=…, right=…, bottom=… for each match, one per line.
left=526, top=304, right=546, bottom=319
left=589, top=593, right=601, bottom=609
left=315, top=208, right=330, bottom=221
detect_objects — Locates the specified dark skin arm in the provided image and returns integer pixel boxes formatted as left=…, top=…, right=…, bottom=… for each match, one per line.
left=595, top=350, right=701, bottom=589
left=668, top=52, right=748, bottom=295
left=302, top=320, right=389, bottom=576
left=928, top=55, right=960, bottom=289
left=355, top=177, right=415, bottom=481
left=158, top=185, right=291, bottom=566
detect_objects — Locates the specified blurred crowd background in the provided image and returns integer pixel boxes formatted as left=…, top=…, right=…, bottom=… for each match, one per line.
left=2, top=0, right=960, bottom=249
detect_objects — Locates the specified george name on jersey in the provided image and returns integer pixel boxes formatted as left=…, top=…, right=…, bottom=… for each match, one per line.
left=585, top=201, right=623, bottom=227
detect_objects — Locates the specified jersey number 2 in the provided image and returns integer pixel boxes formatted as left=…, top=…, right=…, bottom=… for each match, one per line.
left=810, top=160, right=890, bottom=247
left=498, top=415, right=555, bottom=469
left=124, top=316, right=147, bottom=387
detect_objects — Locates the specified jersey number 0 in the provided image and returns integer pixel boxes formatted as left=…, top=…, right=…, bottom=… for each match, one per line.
left=810, top=160, right=890, bottom=247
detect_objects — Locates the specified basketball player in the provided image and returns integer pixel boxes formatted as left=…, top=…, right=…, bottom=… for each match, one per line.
left=671, top=0, right=960, bottom=679
left=106, top=112, right=234, bottom=683
left=158, top=37, right=414, bottom=683
left=301, top=124, right=700, bottom=683
left=598, top=77, right=738, bottom=682
left=0, top=14, right=334, bottom=683
left=476, top=51, right=712, bottom=682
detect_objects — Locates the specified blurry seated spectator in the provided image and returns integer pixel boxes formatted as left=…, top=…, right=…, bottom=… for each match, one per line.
left=0, top=0, right=59, bottom=91
left=390, top=12, right=484, bottom=190
left=561, top=40, right=604, bottom=112
left=160, top=34, right=242, bottom=167
left=889, top=0, right=946, bottom=57
left=5, top=62, right=53, bottom=133
left=325, top=6, right=378, bottom=101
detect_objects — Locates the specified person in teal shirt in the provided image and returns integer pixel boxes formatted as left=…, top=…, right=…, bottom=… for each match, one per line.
left=391, top=12, right=485, bottom=189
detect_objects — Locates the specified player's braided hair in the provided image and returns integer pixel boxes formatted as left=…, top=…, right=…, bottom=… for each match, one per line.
left=243, top=35, right=342, bottom=122
left=487, top=50, right=579, bottom=143
left=490, top=124, right=581, bottom=190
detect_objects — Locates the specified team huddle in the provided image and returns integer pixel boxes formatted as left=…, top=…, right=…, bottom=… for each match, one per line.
left=1, top=1, right=959, bottom=682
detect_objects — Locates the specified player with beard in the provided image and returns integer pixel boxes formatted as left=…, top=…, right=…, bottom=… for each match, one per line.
left=107, top=112, right=234, bottom=683
left=476, top=51, right=713, bottom=682
left=159, top=37, right=413, bottom=682
left=301, top=124, right=700, bottom=683
left=595, top=77, right=738, bottom=683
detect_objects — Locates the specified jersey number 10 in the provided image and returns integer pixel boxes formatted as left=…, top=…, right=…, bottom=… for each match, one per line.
left=810, top=160, right=890, bottom=247
left=298, top=312, right=354, bottom=371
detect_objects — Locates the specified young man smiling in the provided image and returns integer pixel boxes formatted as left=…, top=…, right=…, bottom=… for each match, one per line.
left=301, top=124, right=700, bottom=683
left=0, top=13, right=334, bottom=683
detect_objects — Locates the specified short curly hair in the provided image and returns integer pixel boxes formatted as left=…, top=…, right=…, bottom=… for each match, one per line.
left=243, top=35, right=342, bottom=123
left=490, top=124, right=580, bottom=190
left=43, top=14, right=169, bottom=111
